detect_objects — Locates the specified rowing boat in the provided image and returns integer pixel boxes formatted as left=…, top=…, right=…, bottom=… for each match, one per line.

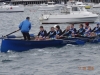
left=0, top=35, right=85, bottom=52
left=64, top=36, right=100, bottom=43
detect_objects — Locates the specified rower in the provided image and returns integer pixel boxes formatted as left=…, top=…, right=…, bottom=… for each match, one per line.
left=70, top=24, right=77, bottom=37
left=60, top=26, right=72, bottom=38
left=76, top=24, right=85, bottom=37
left=90, top=23, right=100, bottom=37
left=35, top=26, right=47, bottom=41
left=84, top=22, right=91, bottom=37
left=92, top=23, right=100, bottom=34
left=46, top=27, right=56, bottom=39
left=55, top=25, right=62, bottom=39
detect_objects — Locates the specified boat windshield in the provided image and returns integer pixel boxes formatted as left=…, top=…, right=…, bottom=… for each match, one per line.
left=72, top=7, right=80, bottom=11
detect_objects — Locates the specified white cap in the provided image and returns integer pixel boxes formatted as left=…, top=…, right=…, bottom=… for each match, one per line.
left=54, top=25, right=57, bottom=28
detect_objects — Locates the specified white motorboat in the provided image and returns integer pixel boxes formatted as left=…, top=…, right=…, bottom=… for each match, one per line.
left=93, top=3, right=100, bottom=8
left=0, top=2, right=24, bottom=12
left=39, top=5, right=98, bottom=24
left=67, top=1, right=91, bottom=9
left=38, top=1, right=63, bottom=11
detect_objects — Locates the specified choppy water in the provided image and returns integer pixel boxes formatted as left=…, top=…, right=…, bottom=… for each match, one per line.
left=0, top=6, right=100, bottom=75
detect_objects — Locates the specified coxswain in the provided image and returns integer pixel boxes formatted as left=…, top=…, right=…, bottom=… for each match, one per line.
left=19, top=17, right=31, bottom=40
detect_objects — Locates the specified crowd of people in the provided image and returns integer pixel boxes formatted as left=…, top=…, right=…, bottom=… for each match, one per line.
left=19, top=17, right=100, bottom=41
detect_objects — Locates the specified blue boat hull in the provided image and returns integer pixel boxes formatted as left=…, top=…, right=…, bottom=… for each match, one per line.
left=64, top=37, right=100, bottom=43
left=1, top=39, right=67, bottom=52
left=1, top=38, right=85, bottom=52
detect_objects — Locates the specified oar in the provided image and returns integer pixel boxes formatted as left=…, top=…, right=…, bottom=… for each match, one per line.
left=1, top=29, right=20, bottom=38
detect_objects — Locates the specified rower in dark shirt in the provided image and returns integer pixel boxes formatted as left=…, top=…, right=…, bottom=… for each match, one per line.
left=92, top=23, right=100, bottom=33
left=55, top=25, right=62, bottom=39
left=70, top=24, right=77, bottom=37
left=84, top=22, right=91, bottom=37
left=35, top=26, right=47, bottom=41
left=47, top=27, right=56, bottom=39
left=70, top=24, right=77, bottom=33
left=90, top=23, right=100, bottom=37
left=60, top=26, right=72, bottom=38
left=76, top=24, right=85, bottom=37
left=38, top=30, right=47, bottom=37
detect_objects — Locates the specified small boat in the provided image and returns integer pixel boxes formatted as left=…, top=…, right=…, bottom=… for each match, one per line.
left=0, top=35, right=85, bottom=52
left=38, top=1, right=63, bottom=11
left=75, top=2, right=91, bottom=9
left=67, top=1, right=91, bottom=9
left=64, top=36, right=100, bottom=43
left=93, top=3, right=100, bottom=8
left=39, top=5, right=98, bottom=24
left=0, top=2, right=24, bottom=12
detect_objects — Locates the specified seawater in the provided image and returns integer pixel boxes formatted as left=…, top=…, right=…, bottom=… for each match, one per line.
left=0, top=6, right=100, bottom=75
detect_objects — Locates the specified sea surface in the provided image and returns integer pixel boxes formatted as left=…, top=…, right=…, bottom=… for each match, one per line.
left=0, top=6, right=100, bottom=75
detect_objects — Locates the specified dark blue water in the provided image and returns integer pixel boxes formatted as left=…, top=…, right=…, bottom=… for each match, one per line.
left=0, top=6, right=100, bottom=75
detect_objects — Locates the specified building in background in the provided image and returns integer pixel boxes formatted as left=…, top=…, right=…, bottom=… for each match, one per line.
left=11, top=0, right=47, bottom=5
left=10, top=0, right=68, bottom=5
left=0, top=0, right=100, bottom=4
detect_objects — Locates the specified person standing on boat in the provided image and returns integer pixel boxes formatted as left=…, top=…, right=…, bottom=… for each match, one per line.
left=70, top=24, right=77, bottom=37
left=19, top=17, right=31, bottom=40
